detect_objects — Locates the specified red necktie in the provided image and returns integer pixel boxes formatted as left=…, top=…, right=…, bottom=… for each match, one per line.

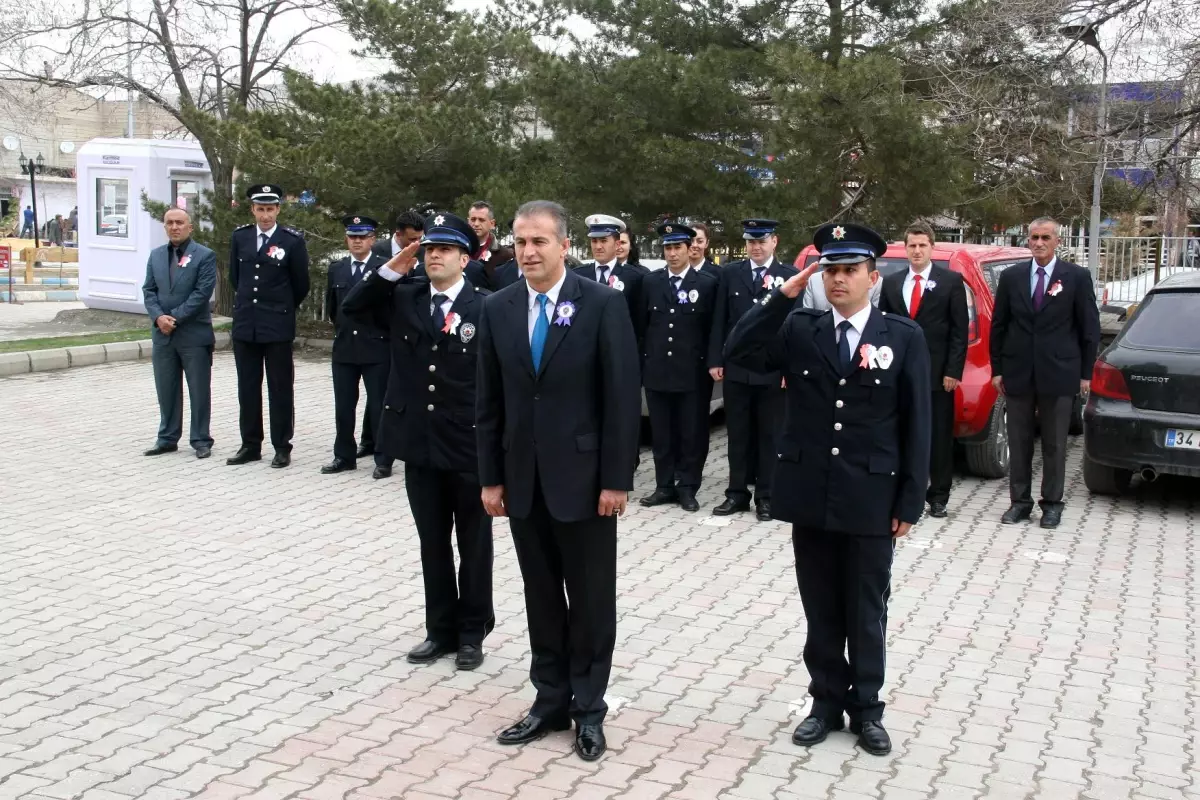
left=909, top=274, right=923, bottom=318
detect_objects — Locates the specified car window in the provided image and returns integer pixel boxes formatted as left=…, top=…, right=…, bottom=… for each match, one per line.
left=981, top=259, right=1024, bottom=294
left=1121, top=291, right=1200, bottom=351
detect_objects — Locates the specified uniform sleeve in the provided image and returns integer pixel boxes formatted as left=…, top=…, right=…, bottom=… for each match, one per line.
left=228, top=234, right=239, bottom=295
left=325, top=261, right=338, bottom=327
left=723, top=289, right=793, bottom=374
left=895, top=326, right=932, bottom=524
left=290, top=234, right=310, bottom=307
left=475, top=299, right=505, bottom=487
left=707, top=271, right=729, bottom=368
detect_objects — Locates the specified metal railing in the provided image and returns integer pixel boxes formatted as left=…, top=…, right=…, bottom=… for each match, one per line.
left=1057, top=236, right=1198, bottom=305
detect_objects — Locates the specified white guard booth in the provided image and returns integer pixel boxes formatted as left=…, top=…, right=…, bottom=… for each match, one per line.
left=76, top=138, right=213, bottom=313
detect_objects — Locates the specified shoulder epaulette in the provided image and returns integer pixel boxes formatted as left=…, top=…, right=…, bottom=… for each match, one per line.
left=281, top=226, right=304, bottom=238
left=880, top=310, right=921, bottom=330
left=234, top=222, right=254, bottom=231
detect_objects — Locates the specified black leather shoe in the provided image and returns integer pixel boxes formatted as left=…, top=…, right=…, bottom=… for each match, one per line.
left=929, top=502, right=948, bottom=518
left=1001, top=505, right=1032, bottom=524
left=406, top=640, right=454, bottom=664
left=640, top=488, right=678, bottom=507
left=195, top=447, right=212, bottom=459
left=356, top=444, right=372, bottom=458
left=143, top=444, right=178, bottom=456
left=270, top=452, right=291, bottom=469
left=455, top=644, right=484, bottom=671
left=712, top=498, right=750, bottom=516
left=496, top=714, right=571, bottom=745
left=320, top=457, right=356, bottom=474
left=677, top=491, right=700, bottom=512
left=1040, top=507, right=1063, bottom=528
left=372, top=466, right=392, bottom=479
left=792, top=716, right=844, bottom=747
left=226, top=447, right=262, bottom=465
left=755, top=501, right=772, bottom=521
left=851, top=720, right=892, bottom=755
left=574, top=723, right=606, bottom=761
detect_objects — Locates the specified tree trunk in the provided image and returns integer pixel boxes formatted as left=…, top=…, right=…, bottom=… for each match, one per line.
left=210, top=158, right=236, bottom=316
left=826, top=0, right=844, bottom=68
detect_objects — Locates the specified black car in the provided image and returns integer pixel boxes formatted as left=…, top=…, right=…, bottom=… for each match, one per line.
left=1083, top=272, right=1200, bottom=493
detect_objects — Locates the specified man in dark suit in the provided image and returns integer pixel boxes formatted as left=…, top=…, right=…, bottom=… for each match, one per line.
left=468, top=200, right=514, bottom=271
left=636, top=222, right=719, bottom=512
left=575, top=213, right=644, bottom=327
left=724, top=222, right=931, bottom=757
left=707, top=218, right=799, bottom=520
left=142, top=207, right=217, bottom=459
left=490, top=258, right=522, bottom=289
left=371, top=210, right=424, bottom=261
left=879, top=222, right=968, bottom=518
left=688, top=222, right=722, bottom=278
left=226, top=184, right=310, bottom=469
left=345, top=212, right=495, bottom=670
left=477, top=200, right=641, bottom=762
left=990, top=217, right=1100, bottom=528
left=321, top=215, right=394, bottom=479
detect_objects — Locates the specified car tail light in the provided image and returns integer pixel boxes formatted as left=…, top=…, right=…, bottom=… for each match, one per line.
left=1091, top=360, right=1130, bottom=401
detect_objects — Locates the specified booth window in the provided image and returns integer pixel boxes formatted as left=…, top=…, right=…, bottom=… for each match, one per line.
left=96, top=178, right=130, bottom=238
left=172, top=179, right=200, bottom=216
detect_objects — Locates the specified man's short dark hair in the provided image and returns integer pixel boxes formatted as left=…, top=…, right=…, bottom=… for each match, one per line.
left=394, top=210, right=424, bottom=232
left=470, top=201, right=495, bottom=220
left=904, top=221, right=935, bottom=244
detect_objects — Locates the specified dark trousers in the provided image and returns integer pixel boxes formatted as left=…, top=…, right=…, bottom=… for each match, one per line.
left=794, top=527, right=894, bottom=723
left=724, top=380, right=783, bottom=502
left=1006, top=393, right=1073, bottom=511
left=404, top=467, right=494, bottom=647
left=693, top=377, right=715, bottom=484
left=510, top=482, right=617, bottom=725
left=646, top=388, right=706, bottom=492
left=927, top=389, right=956, bottom=505
left=152, top=339, right=213, bottom=450
left=332, top=360, right=391, bottom=467
left=232, top=339, right=294, bottom=453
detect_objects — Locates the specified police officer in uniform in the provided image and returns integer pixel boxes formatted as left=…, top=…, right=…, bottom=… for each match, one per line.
left=636, top=222, right=718, bottom=512
left=343, top=212, right=494, bottom=670
left=321, top=215, right=394, bottom=479
left=707, top=218, right=798, bottom=520
left=575, top=214, right=643, bottom=327
left=227, top=184, right=310, bottom=468
left=724, top=222, right=931, bottom=757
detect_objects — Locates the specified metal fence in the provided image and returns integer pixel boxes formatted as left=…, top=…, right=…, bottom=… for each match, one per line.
left=1058, top=236, right=1198, bottom=305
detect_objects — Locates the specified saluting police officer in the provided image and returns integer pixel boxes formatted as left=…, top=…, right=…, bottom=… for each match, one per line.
left=342, top=212, right=494, bottom=671
left=724, top=222, right=931, bottom=757
left=227, top=184, right=310, bottom=468
left=321, top=215, right=394, bottom=479
left=636, top=222, right=718, bottom=512
left=576, top=214, right=644, bottom=331
left=707, top=218, right=798, bottom=520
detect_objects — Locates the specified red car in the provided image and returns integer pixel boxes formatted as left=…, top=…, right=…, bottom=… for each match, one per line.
left=794, top=241, right=1039, bottom=478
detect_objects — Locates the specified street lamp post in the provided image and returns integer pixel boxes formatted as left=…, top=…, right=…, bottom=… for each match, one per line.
left=17, top=152, right=46, bottom=248
left=1060, top=21, right=1108, bottom=290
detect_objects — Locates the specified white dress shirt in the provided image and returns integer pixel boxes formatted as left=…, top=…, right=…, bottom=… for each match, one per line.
left=832, top=303, right=873, bottom=355
left=528, top=269, right=568, bottom=341
left=430, top=277, right=466, bottom=318
left=256, top=224, right=277, bottom=248
left=594, top=259, right=619, bottom=283
left=902, top=264, right=933, bottom=314
left=391, top=235, right=405, bottom=257
left=666, top=265, right=691, bottom=287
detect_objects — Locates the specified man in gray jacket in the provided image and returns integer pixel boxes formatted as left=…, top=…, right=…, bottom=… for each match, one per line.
left=142, top=207, right=218, bottom=458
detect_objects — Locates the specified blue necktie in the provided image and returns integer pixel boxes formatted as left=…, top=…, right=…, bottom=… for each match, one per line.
left=837, top=320, right=853, bottom=371
left=531, top=294, right=550, bottom=372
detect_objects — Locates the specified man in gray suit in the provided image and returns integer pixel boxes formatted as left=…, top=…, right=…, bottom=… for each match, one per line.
left=142, top=207, right=218, bottom=458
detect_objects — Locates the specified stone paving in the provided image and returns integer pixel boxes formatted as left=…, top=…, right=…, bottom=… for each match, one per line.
left=1, top=352, right=1198, bottom=800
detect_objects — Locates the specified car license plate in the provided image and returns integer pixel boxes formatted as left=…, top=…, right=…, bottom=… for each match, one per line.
left=1165, top=429, right=1200, bottom=449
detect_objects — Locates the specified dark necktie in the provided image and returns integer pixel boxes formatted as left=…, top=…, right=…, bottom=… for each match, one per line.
left=837, top=320, right=853, bottom=371
left=352, top=260, right=364, bottom=280
left=259, top=232, right=268, bottom=251
left=753, top=266, right=766, bottom=296
left=599, top=265, right=610, bottom=284
left=432, top=293, right=448, bottom=333
left=1033, top=267, right=1046, bottom=310
left=671, top=275, right=682, bottom=298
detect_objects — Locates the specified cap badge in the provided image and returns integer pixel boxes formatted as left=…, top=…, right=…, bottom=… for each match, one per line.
left=832, top=226, right=846, bottom=240
left=434, top=214, right=445, bottom=226
left=261, top=185, right=270, bottom=193
left=352, top=217, right=360, bottom=224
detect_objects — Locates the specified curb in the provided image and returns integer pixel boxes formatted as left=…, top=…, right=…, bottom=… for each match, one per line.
left=0, top=333, right=336, bottom=377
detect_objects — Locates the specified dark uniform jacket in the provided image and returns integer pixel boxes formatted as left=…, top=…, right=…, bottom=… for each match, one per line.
left=724, top=293, right=931, bottom=535
left=708, top=257, right=799, bottom=385
left=694, top=258, right=722, bottom=279
left=343, top=271, right=489, bottom=473
left=879, top=265, right=969, bottom=390
left=576, top=261, right=644, bottom=333
left=491, top=259, right=522, bottom=290
left=325, top=254, right=390, bottom=364
left=229, top=223, right=310, bottom=342
left=476, top=271, right=642, bottom=523
left=636, top=267, right=719, bottom=392
left=989, top=259, right=1100, bottom=397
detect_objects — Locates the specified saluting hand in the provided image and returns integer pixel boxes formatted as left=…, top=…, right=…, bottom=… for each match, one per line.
left=779, top=262, right=820, bottom=299
left=386, top=241, right=421, bottom=275
left=598, top=490, right=628, bottom=517
left=482, top=485, right=507, bottom=517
